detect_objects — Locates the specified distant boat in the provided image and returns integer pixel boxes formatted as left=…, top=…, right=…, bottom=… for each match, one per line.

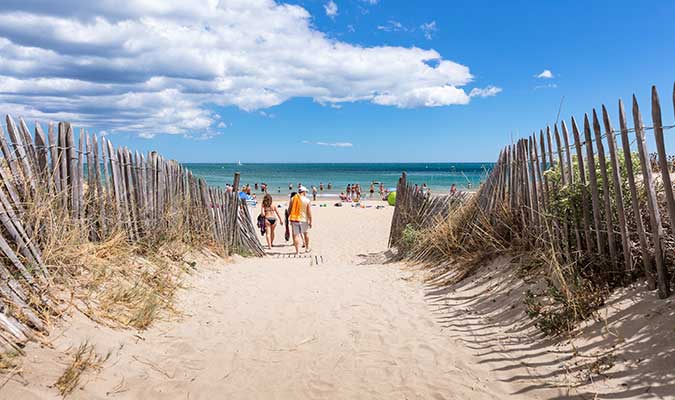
left=237, top=160, right=242, bottom=166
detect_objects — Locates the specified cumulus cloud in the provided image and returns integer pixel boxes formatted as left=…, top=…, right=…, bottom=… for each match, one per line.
left=373, top=85, right=470, bottom=108
left=324, top=1, right=338, bottom=18
left=536, top=69, right=554, bottom=79
left=0, top=0, right=496, bottom=138
left=469, top=85, right=502, bottom=98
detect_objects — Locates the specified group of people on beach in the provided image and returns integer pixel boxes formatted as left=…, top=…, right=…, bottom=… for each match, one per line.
left=259, top=183, right=313, bottom=256
left=339, top=182, right=386, bottom=202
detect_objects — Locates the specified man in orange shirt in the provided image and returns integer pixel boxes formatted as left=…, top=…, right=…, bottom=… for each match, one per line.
left=289, top=186, right=313, bottom=256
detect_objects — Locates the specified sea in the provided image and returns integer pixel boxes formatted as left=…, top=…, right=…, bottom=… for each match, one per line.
left=185, top=163, right=493, bottom=196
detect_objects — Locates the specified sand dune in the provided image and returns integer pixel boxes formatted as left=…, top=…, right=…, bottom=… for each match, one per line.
left=4, top=200, right=545, bottom=399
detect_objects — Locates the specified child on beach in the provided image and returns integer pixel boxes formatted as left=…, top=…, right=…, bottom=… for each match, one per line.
left=260, top=194, right=283, bottom=249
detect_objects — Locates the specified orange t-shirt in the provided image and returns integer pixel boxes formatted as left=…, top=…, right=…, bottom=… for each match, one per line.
left=289, top=194, right=302, bottom=222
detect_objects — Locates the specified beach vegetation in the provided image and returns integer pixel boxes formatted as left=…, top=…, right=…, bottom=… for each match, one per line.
left=55, top=341, right=110, bottom=396
left=392, top=148, right=673, bottom=337
left=0, top=350, right=20, bottom=372
left=400, top=224, right=422, bottom=251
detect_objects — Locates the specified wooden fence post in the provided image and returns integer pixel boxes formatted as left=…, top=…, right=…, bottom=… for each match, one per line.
left=632, top=96, right=670, bottom=298
left=583, top=114, right=605, bottom=254
left=571, top=117, right=594, bottom=253
left=651, top=86, right=675, bottom=236
left=592, top=110, right=617, bottom=263
left=601, top=106, right=631, bottom=272
left=618, top=100, right=654, bottom=287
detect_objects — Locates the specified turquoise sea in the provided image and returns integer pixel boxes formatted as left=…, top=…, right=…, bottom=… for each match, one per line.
left=184, top=163, right=493, bottom=196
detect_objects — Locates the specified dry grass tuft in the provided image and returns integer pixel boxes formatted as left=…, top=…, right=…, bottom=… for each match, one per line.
left=0, top=350, right=20, bottom=371
left=401, top=195, right=611, bottom=337
left=405, top=197, right=512, bottom=285
left=23, top=187, right=198, bottom=330
left=55, top=341, right=110, bottom=396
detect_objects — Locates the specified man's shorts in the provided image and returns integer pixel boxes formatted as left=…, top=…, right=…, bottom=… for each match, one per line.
left=291, top=221, right=309, bottom=235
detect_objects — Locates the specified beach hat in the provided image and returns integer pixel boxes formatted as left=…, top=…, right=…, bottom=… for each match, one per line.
left=299, top=185, right=308, bottom=193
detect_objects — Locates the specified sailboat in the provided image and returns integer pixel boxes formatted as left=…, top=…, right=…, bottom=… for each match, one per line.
left=237, top=160, right=242, bottom=166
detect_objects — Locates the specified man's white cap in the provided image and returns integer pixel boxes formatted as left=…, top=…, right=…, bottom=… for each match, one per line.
left=299, top=185, right=308, bottom=193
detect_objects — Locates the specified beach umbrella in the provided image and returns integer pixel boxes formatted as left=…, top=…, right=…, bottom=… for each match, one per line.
left=387, top=191, right=396, bottom=206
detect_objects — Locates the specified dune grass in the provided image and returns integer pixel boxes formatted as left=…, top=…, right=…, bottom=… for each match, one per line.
left=55, top=340, right=110, bottom=396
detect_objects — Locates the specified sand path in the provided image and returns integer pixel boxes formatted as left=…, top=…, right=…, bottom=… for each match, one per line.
left=5, top=201, right=534, bottom=399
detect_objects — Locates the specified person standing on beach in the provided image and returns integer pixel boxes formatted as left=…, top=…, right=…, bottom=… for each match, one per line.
left=260, top=194, right=283, bottom=250
left=312, top=185, right=318, bottom=201
left=285, top=191, right=296, bottom=242
left=346, top=184, right=352, bottom=200
left=289, top=186, right=312, bottom=255
left=450, top=184, right=457, bottom=195
left=379, top=182, right=384, bottom=198
left=369, top=183, right=375, bottom=199
left=319, top=182, right=324, bottom=192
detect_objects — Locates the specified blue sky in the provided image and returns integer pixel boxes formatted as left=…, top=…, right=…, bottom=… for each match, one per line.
left=0, top=0, right=674, bottom=162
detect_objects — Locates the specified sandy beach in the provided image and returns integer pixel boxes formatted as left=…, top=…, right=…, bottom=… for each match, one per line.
left=3, top=200, right=541, bottom=399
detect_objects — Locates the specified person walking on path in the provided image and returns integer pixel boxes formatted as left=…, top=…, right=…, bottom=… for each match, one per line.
left=260, top=194, right=283, bottom=250
left=284, top=191, right=296, bottom=242
left=289, top=186, right=313, bottom=255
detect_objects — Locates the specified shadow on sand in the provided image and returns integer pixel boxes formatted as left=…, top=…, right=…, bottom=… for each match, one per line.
left=422, top=256, right=675, bottom=399
left=355, top=249, right=400, bottom=266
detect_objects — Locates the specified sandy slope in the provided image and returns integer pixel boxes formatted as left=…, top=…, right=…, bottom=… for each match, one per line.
left=3, top=200, right=543, bottom=399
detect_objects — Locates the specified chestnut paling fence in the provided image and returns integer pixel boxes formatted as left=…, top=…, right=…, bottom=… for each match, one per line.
left=388, top=175, right=469, bottom=249
left=390, top=83, right=675, bottom=299
left=0, top=116, right=264, bottom=352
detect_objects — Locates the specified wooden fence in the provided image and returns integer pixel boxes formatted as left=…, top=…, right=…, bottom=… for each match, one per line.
left=388, top=172, right=469, bottom=248
left=389, top=83, right=675, bottom=299
left=0, top=115, right=264, bottom=352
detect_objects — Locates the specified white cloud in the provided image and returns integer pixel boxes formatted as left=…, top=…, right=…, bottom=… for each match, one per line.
left=377, top=20, right=408, bottom=32
left=536, top=69, right=554, bottom=79
left=317, top=141, right=352, bottom=147
left=373, top=85, right=470, bottom=108
left=362, top=0, right=379, bottom=4
left=535, top=83, right=558, bottom=90
left=302, top=140, right=353, bottom=147
left=324, top=1, right=338, bottom=18
left=469, top=85, right=502, bottom=98
left=0, top=1, right=495, bottom=138
left=420, top=21, right=437, bottom=40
